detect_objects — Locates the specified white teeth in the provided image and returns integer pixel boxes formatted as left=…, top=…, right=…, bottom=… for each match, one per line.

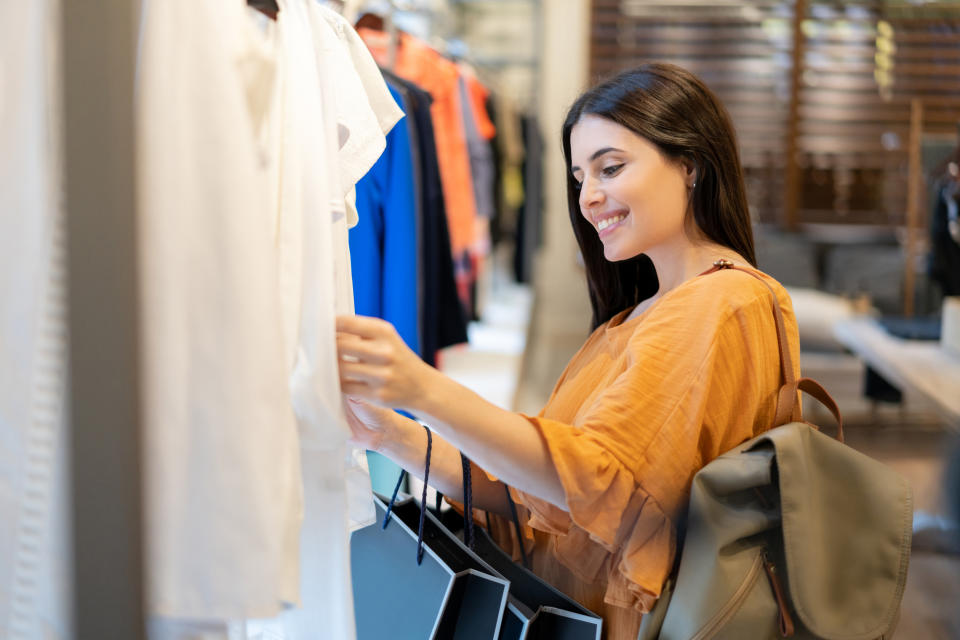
left=597, top=214, right=625, bottom=231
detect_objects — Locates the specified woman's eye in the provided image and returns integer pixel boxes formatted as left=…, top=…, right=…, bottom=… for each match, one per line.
left=601, top=164, right=624, bottom=177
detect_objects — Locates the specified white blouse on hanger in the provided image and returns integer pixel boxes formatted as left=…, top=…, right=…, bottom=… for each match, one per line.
left=272, top=2, right=403, bottom=638
left=138, top=0, right=301, bottom=621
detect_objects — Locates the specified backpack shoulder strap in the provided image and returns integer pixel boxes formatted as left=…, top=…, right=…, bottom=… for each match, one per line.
left=700, top=260, right=845, bottom=440
left=700, top=259, right=801, bottom=426
left=698, top=261, right=843, bottom=441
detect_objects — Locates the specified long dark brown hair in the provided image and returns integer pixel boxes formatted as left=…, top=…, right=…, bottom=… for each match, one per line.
left=563, top=63, right=757, bottom=329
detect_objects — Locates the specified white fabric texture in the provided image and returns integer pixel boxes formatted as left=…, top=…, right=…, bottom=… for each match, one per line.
left=308, top=2, right=404, bottom=532
left=312, top=4, right=404, bottom=219
left=138, top=0, right=302, bottom=620
left=272, top=3, right=404, bottom=637
left=272, top=2, right=357, bottom=637
left=0, top=0, right=72, bottom=638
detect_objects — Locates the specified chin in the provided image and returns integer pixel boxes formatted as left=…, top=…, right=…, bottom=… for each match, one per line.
left=603, top=244, right=644, bottom=263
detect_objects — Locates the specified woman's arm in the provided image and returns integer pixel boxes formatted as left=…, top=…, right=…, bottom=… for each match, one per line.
left=348, top=399, right=513, bottom=516
left=338, top=315, right=568, bottom=511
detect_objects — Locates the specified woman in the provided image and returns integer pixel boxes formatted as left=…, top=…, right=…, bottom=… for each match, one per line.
left=336, top=63, right=800, bottom=639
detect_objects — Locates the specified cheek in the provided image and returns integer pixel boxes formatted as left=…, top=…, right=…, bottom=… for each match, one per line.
left=625, top=169, right=687, bottom=226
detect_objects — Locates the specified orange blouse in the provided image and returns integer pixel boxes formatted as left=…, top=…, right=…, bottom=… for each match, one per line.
left=359, top=29, right=478, bottom=256
left=489, top=266, right=800, bottom=640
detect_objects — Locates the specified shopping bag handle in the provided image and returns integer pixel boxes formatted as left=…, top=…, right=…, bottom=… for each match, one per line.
left=505, top=484, right=530, bottom=569
left=459, top=454, right=530, bottom=569
left=461, top=453, right=476, bottom=548
left=382, top=424, right=433, bottom=565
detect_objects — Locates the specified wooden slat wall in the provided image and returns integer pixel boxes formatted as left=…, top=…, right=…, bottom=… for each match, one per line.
left=590, top=0, right=960, bottom=227
left=591, top=0, right=794, bottom=223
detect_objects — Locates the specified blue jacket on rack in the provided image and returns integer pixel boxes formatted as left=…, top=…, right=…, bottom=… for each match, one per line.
left=350, top=83, right=420, bottom=356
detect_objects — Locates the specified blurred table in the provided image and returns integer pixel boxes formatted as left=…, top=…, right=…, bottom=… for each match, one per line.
left=833, top=317, right=960, bottom=427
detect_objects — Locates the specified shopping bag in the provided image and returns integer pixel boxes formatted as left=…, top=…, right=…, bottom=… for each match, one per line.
left=351, top=493, right=510, bottom=639
left=470, top=526, right=602, bottom=640
left=445, top=461, right=603, bottom=640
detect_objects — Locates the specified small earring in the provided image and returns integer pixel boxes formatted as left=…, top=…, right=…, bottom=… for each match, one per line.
left=692, top=181, right=697, bottom=189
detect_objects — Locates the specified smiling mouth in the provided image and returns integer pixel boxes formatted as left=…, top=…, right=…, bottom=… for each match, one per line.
left=597, top=213, right=628, bottom=233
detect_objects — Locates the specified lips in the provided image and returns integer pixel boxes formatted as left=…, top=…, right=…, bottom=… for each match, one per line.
left=597, top=214, right=626, bottom=231
left=594, top=211, right=629, bottom=236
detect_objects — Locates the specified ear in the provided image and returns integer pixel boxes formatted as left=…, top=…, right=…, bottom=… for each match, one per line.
left=679, top=156, right=697, bottom=188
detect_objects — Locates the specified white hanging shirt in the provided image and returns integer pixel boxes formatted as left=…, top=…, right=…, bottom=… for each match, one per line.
left=313, top=4, right=404, bottom=229
left=307, top=1, right=405, bottom=533
left=137, top=0, right=301, bottom=619
left=269, top=1, right=356, bottom=637
left=0, top=1, right=71, bottom=637
left=271, top=3, right=404, bottom=637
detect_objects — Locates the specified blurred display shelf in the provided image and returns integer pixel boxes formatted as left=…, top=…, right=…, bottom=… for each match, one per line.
left=834, top=316, right=960, bottom=427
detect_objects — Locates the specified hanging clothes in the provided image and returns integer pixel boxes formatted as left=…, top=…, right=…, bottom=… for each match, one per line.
left=349, top=80, right=420, bottom=499
left=456, top=66, right=498, bottom=318
left=270, top=3, right=351, bottom=638
left=458, top=64, right=497, bottom=225
left=276, top=3, right=403, bottom=639
left=308, top=3, right=403, bottom=537
left=484, top=94, right=506, bottom=247
left=351, top=83, right=420, bottom=355
left=491, top=92, right=526, bottom=248
left=0, top=1, right=71, bottom=638
left=138, top=0, right=301, bottom=621
left=358, top=29, right=479, bottom=260
left=515, top=115, right=544, bottom=284
left=378, top=70, right=469, bottom=366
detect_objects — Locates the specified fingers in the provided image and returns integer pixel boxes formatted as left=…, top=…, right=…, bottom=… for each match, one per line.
left=340, top=380, right=376, bottom=400
left=339, top=361, right=402, bottom=406
left=339, top=360, right=388, bottom=386
left=336, top=333, right=392, bottom=365
left=340, top=380, right=395, bottom=408
left=335, top=315, right=420, bottom=409
left=336, top=314, right=395, bottom=339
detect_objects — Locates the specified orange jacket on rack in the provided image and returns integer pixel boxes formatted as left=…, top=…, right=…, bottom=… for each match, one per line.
left=359, top=29, right=478, bottom=256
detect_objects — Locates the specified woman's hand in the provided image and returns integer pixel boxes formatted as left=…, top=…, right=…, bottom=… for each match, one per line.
left=336, top=315, right=438, bottom=411
left=342, top=396, right=398, bottom=451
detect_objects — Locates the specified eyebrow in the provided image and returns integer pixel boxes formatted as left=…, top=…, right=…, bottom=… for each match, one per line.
left=570, top=147, right=625, bottom=174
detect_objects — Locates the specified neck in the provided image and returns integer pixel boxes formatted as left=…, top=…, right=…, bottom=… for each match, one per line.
left=645, top=235, right=743, bottom=299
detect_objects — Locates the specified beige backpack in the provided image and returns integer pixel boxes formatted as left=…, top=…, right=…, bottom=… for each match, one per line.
left=639, top=263, right=913, bottom=640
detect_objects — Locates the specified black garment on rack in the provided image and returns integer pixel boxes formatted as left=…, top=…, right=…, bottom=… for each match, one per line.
left=485, top=93, right=506, bottom=248
left=381, top=69, right=468, bottom=366
left=514, top=115, right=544, bottom=284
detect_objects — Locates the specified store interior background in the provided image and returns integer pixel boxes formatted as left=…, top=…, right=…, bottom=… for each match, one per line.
left=358, top=1, right=960, bottom=637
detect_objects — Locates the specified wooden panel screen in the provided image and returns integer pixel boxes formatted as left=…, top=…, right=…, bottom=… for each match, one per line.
left=590, top=0, right=960, bottom=227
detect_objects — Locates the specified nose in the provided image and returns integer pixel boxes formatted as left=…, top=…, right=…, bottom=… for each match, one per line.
left=578, top=175, right=605, bottom=212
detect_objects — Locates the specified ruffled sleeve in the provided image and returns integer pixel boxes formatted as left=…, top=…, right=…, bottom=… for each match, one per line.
left=507, top=270, right=798, bottom=613
left=509, top=415, right=679, bottom=612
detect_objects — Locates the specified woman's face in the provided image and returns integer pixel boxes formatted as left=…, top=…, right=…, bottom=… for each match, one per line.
left=570, top=114, right=694, bottom=262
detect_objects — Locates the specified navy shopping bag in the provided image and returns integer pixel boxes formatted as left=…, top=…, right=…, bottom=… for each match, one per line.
left=351, top=492, right=509, bottom=639
left=469, top=526, right=602, bottom=640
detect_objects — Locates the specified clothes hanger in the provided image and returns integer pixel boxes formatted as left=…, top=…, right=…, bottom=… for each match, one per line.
left=356, top=11, right=399, bottom=70
left=248, top=0, right=279, bottom=19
